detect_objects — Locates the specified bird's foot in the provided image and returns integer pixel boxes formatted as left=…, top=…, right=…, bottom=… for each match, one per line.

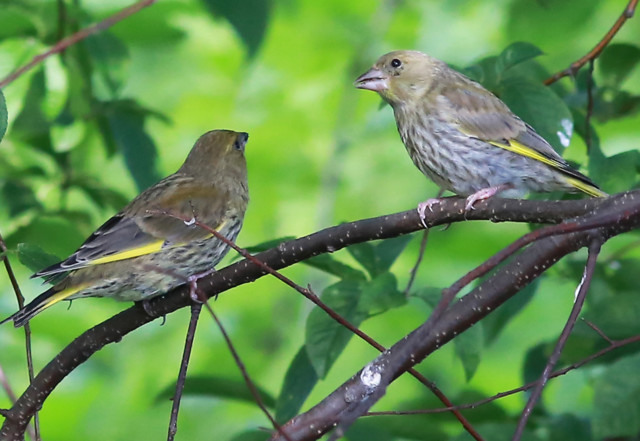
left=187, top=268, right=217, bottom=303
left=417, top=198, right=442, bottom=228
left=464, top=184, right=512, bottom=211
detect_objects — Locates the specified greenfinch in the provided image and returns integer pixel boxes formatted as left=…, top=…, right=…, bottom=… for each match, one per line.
left=3, top=129, right=249, bottom=327
left=355, top=50, right=605, bottom=224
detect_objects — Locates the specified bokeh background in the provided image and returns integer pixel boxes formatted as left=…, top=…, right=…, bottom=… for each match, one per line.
left=1, top=0, right=639, bottom=439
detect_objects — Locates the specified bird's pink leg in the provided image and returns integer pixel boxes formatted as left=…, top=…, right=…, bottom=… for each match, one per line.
left=417, top=198, right=442, bottom=228
left=187, top=268, right=217, bottom=303
left=465, top=184, right=513, bottom=211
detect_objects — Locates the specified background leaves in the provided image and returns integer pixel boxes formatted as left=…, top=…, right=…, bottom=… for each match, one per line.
left=0, top=1, right=639, bottom=440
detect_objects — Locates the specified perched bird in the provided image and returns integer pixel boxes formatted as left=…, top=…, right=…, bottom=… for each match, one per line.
left=3, top=129, right=250, bottom=327
left=355, top=50, right=606, bottom=224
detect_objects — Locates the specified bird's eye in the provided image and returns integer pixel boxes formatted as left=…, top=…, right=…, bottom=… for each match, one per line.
left=391, top=58, right=402, bottom=68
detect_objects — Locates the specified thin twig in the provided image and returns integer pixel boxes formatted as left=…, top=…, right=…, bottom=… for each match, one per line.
left=4, top=194, right=638, bottom=439
left=154, top=210, right=484, bottom=441
left=0, top=364, right=17, bottom=404
left=0, top=234, right=38, bottom=440
left=367, top=333, right=640, bottom=416
left=512, top=239, right=602, bottom=440
left=443, top=206, right=623, bottom=304
left=404, top=230, right=429, bottom=295
left=0, top=0, right=157, bottom=89
left=544, top=0, right=638, bottom=85
left=404, top=189, right=444, bottom=295
left=167, top=303, right=202, bottom=441
left=604, top=238, right=640, bottom=263
left=199, top=297, right=292, bottom=441
left=585, top=59, right=595, bottom=152
left=581, top=318, right=614, bottom=344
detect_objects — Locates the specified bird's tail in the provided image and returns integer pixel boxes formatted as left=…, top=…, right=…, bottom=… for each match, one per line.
left=1, top=284, right=85, bottom=328
left=565, top=177, right=608, bottom=198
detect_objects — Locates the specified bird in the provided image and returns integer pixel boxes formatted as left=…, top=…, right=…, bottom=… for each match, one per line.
left=354, top=50, right=606, bottom=225
left=2, top=129, right=250, bottom=327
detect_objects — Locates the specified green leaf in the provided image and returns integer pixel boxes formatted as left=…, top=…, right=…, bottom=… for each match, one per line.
left=1, top=181, right=41, bottom=216
left=584, top=289, right=640, bottom=338
left=155, top=375, right=276, bottom=408
left=496, top=42, right=544, bottom=73
left=411, top=286, right=442, bottom=308
left=347, top=242, right=377, bottom=277
left=229, top=430, right=269, bottom=441
left=305, top=273, right=406, bottom=378
left=16, top=243, right=61, bottom=274
left=373, top=235, right=413, bottom=275
left=498, top=76, right=573, bottom=151
left=201, top=0, right=271, bottom=56
left=347, top=235, right=413, bottom=278
left=304, top=254, right=366, bottom=281
left=359, top=272, right=405, bottom=316
left=588, top=146, right=640, bottom=194
left=452, top=422, right=542, bottom=441
left=506, top=0, right=600, bottom=47
left=522, top=343, right=549, bottom=386
left=454, top=322, right=484, bottom=381
left=305, top=279, right=365, bottom=378
left=462, top=56, right=501, bottom=91
left=11, top=69, right=53, bottom=152
left=482, top=279, right=539, bottom=343
left=275, top=346, right=318, bottom=423
left=599, top=43, right=640, bottom=88
left=547, top=414, right=593, bottom=441
left=42, top=55, right=68, bottom=120
left=9, top=216, right=86, bottom=262
left=243, top=237, right=297, bottom=253
left=0, top=88, right=7, bottom=142
left=0, top=4, right=37, bottom=40
left=593, top=353, right=640, bottom=439
left=76, top=179, right=130, bottom=211
left=86, top=32, right=130, bottom=98
left=104, top=100, right=162, bottom=191
left=343, top=419, right=396, bottom=441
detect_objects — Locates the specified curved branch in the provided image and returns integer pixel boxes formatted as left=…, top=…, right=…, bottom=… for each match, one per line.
left=272, top=191, right=640, bottom=440
left=0, top=193, right=633, bottom=439
left=544, top=0, right=638, bottom=85
left=0, top=0, right=157, bottom=89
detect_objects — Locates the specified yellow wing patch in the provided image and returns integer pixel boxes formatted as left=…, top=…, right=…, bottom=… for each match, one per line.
left=489, top=139, right=607, bottom=197
left=90, top=240, right=166, bottom=265
left=87, top=217, right=226, bottom=267
left=488, top=139, right=563, bottom=169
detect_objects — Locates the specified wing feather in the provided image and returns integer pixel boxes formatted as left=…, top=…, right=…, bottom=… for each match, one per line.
left=33, top=175, right=228, bottom=278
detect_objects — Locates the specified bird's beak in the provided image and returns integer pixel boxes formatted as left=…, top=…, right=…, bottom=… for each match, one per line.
left=354, top=68, right=388, bottom=92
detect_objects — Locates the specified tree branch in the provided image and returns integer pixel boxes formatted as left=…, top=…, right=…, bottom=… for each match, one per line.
left=0, top=193, right=636, bottom=439
left=544, top=0, right=638, bottom=85
left=272, top=192, right=640, bottom=440
left=0, top=0, right=157, bottom=89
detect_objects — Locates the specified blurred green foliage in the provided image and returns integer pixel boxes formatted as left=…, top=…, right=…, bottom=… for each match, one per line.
left=0, top=0, right=639, bottom=440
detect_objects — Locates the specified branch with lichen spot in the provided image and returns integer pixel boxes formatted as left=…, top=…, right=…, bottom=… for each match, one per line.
left=1, top=192, right=638, bottom=440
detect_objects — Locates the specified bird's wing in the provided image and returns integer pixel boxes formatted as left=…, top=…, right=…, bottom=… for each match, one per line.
left=437, top=76, right=604, bottom=195
left=34, top=177, right=229, bottom=278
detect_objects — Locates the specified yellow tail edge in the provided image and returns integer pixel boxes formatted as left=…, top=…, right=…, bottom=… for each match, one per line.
left=7, top=284, right=87, bottom=327
left=565, top=177, right=608, bottom=198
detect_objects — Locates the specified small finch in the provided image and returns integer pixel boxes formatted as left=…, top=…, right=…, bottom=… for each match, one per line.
left=3, top=129, right=249, bottom=327
left=355, top=50, right=606, bottom=224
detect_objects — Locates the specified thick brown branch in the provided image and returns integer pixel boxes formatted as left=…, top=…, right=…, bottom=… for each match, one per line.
left=0, top=193, right=636, bottom=439
left=273, top=192, right=640, bottom=440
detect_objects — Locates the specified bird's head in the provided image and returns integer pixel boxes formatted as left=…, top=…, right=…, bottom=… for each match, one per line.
left=180, top=130, right=248, bottom=177
left=355, top=50, right=442, bottom=107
